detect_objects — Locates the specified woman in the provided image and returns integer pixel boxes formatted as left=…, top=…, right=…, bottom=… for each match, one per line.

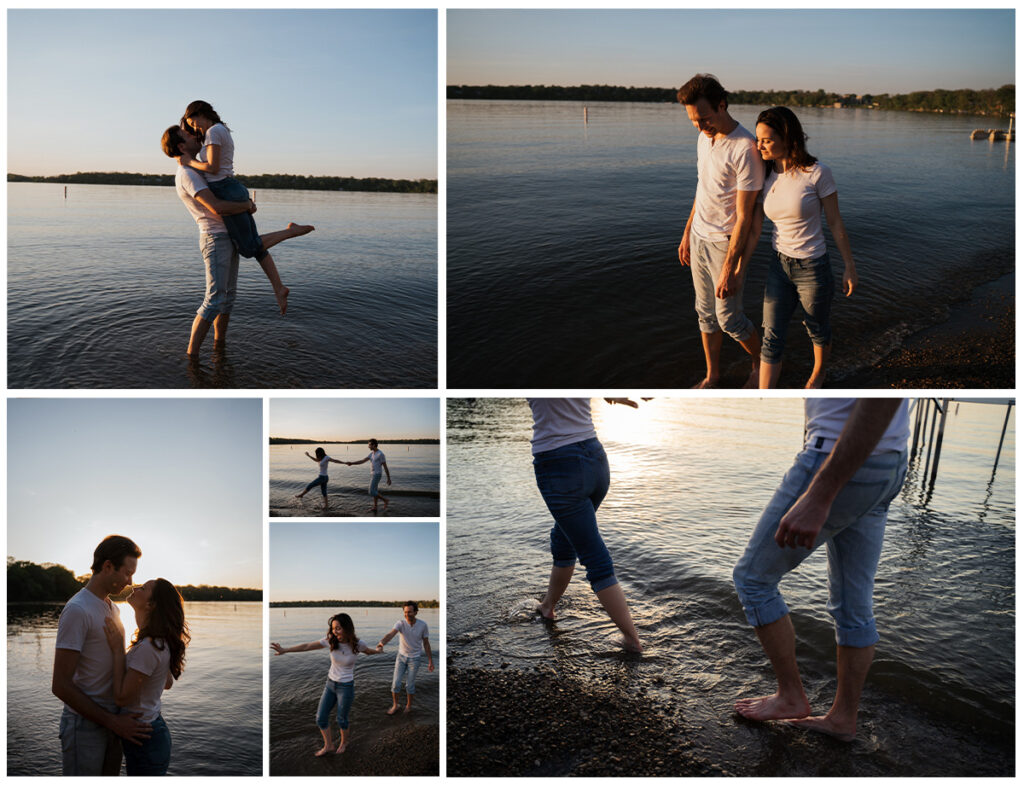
left=295, top=447, right=346, bottom=510
left=103, top=579, right=190, bottom=776
left=747, top=106, right=858, bottom=388
left=528, top=398, right=642, bottom=653
left=270, top=613, right=379, bottom=756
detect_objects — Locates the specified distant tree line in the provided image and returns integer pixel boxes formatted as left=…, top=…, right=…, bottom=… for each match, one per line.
left=7, top=172, right=438, bottom=194
left=271, top=599, right=439, bottom=608
left=8, top=558, right=260, bottom=602
left=448, top=84, right=1015, bottom=117
left=270, top=438, right=440, bottom=445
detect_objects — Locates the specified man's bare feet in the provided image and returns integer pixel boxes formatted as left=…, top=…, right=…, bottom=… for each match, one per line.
left=403, top=705, right=412, bottom=714
left=380, top=498, right=389, bottom=510
left=287, top=222, right=315, bottom=238
left=692, top=377, right=719, bottom=389
left=275, top=286, right=290, bottom=316
left=734, top=692, right=811, bottom=721
left=295, top=493, right=304, bottom=499
left=785, top=715, right=856, bottom=742
left=387, top=705, right=400, bottom=715
left=743, top=367, right=760, bottom=389
left=315, top=744, right=332, bottom=757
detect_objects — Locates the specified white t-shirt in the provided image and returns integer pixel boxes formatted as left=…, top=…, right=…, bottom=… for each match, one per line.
left=691, top=124, right=764, bottom=242
left=318, top=455, right=331, bottom=476
left=55, top=588, right=121, bottom=712
left=762, top=162, right=837, bottom=259
left=804, top=399, right=910, bottom=455
left=527, top=398, right=597, bottom=455
left=318, top=637, right=368, bottom=682
left=393, top=618, right=429, bottom=657
left=125, top=637, right=172, bottom=723
left=197, top=122, right=235, bottom=182
left=367, top=450, right=386, bottom=473
left=175, top=165, right=226, bottom=236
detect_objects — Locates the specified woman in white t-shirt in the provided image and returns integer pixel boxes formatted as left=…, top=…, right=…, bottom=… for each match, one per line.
left=295, top=447, right=347, bottom=510
left=104, top=579, right=191, bottom=776
left=270, top=613, right=380, bottom=756
left=746, top=106, right=858, bottom=389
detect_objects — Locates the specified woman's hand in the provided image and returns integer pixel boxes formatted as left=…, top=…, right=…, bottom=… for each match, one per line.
left=104, top=617, right=125, bottom=651
left=843, top=265, right=858, bottom=297
left=270, top=642, right=286, bottom=655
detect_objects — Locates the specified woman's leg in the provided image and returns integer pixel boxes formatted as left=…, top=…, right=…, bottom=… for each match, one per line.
left=760, top=254, right=800, bottom=388
left=335, top=682, right=354, bottom=752
left=793, top=254, right=835, bottom=389
left=297, top=475, right=324, bottom=499
left=315, top=681, right=338, bottom=756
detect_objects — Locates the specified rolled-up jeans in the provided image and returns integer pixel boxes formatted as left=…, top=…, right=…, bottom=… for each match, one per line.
left=316, top=679, right=354, bottom=730
left=690, top=235, right=755, bottom=341
left=59, top=706, right=123, bottom=776
left=305, top=474, right=329, bottom=498
left=206, top=176, right=268, bottom=261
left=369, top=471, right=383, bottom=497
left=761, top=251, right=834, bottom=363
left=197, top=232, right=239, bottom=321
left=532, top=437, right=617, bottom=592
left=391, top=653, right=422, bottom=695
left=733, top=447, right=908, bottom=647
left=123, top=714, right=171, bottom=776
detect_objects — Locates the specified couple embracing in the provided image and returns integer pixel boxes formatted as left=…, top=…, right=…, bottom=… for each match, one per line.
left=52, top=535, right=190, bottom=776
left=678, top=73, right=858, bottom=389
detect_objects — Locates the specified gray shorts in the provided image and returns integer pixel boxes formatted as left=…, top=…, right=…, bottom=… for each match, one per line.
left=59, top=706, right=122, bottom=776
left=197, top=231, right=240, bottom=321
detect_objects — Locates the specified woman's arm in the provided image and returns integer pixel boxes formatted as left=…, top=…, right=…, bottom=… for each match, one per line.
left=103, top=620, right=147, bottom=707
left=328, top=458, right=346, bottom=464
left=181, top=144, right=221, bottom=174
left=358, top=642, right=379, bottom=655
left=348, top=456, right=370, bottom=466
left=821, top=193, right=857, bottom=296
left=305, top=452, right=318, bottom=462
left=270, top=640, right=325, bottom=655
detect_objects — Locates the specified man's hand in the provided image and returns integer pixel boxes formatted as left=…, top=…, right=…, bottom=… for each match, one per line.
left=386, top=478, right=392, bottom=486
left=775, top=488, right=832, bottom=549
left=248, top=200, right=257, bottom=214
left=428, top=661, right=435, bottom=673
left=678, top=231, right=691, bottom=266
left=376, top=643, right=384, bottom=652
left=715, top=265, right=739, bottom=299
left=108, top=712, right=151, bottom=746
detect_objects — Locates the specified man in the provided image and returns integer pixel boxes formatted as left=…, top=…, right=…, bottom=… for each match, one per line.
left=345, top=439, right=392, bottom=512
left=52, top=535, right=148, bottom=775
left=160, top=126, right=311, bottom=357
left=732, top=399, right=909, bottom=741
left=677, top=73, right=764, bottom=388
left=376, top=601, right=434, bottom=714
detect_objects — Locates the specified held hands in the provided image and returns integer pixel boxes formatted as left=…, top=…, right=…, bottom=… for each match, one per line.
left=103, top=616, right=125, bottom=651
left=376, top=642, right=384, bottom=652
left=774, top=487, right=833, bottom=549
left=843, top=266, right=858, bottom=297
left=604, top=398, right=639, bottom=408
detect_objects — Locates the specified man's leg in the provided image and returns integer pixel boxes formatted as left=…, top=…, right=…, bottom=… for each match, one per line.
left=187, top=316, right=213, bottom=357
left=690, top=237, right=723, bottom=387
left=60, top=708, right=122, bottom=776
left=787, top=644, right=873, bottom=741
left=712, top=248, right=760, bottom=387
left=734, top=614, right=810, bottom=720
left=388, top=656, right=407, bottom=715
left=403, top=656, right=422, bottom=712
left=697, top=330, right=724, bottom=388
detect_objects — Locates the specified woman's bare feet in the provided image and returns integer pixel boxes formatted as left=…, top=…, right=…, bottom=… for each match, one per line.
left=618, top=635, right=643, bottom=654
left=314, top=743, right=332, bottom=757
left=334, top=742, right=348, bottom=754
left=403, top=704, right=412, bottom=714
left=275, top=286, right=290, bottom=316
left=387, top=704, right=400, bottom=715
left=734, top=692, right=811, bottom=721
left=287, top=222, right=315, bottom=238
left=692, top=376, right=719, bottom=389
left=295, top=493, right=305, bottom=499
left=536, top=601, right=555, bottom=620
left=785, top=714, right=856, bottom=742
left=805, top=372, right=825, bottom=389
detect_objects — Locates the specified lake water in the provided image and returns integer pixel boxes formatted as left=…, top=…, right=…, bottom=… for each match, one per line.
left=446, top=101, right=1015, bottom=387
left=7, top=600, right=262, bottom=776
left=269, top=606, right=439, bottom=775
left=7, top=183, right=437, bottom=389
left=269, top=444, right=440, bottom=517
left=446, top=398, right=1015, bottom=775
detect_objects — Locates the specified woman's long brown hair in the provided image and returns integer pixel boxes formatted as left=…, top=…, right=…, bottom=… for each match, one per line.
left=132, top=578, right=191, bottom=680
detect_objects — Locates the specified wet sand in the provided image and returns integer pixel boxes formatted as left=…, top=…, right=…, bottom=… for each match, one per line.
left=271, top=720, right=438, bottom=776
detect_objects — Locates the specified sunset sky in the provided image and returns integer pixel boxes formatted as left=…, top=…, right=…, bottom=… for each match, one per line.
left=270, top=398, right=440, bottom=441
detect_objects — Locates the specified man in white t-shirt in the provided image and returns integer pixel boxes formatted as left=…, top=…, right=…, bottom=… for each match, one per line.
left=732, top=399, right=909, bottom=742
left=677, top=74, right=765, bottom=389
left=160, top=125, right=311, bottom=359
left=376, top=601, right=434, bottom=714
left=52, top=535, right=149, bottom=775
left=345, top=438, right=392, bottom=512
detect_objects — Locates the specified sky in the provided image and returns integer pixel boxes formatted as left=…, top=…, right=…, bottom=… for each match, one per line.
left=448, top=9, right=1014, bottom=95
left=270, top=522, right=438, bottom=602
left=270, top=398, right=440, bottom=441
left=7, top=399, right=263, bottom=588
left=8, top=10, right=437, bottom=178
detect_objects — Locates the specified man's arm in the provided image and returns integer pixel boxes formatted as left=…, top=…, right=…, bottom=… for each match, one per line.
left=378, top=628, right=398, bottom=648
left=715, top=188, right=760, bottom=298
left=193, top=188, right=255, bottom=217
left=383, top=460, right=391, bottom=485
left=348, top=456, right=371, bottom=466
left=423, top=637, right=434, bottom=671
left=678, top=201, right=697, bottom=266
left=52, top=648, right=150, bottom=744
left=775, top=399, right=904, bottom=549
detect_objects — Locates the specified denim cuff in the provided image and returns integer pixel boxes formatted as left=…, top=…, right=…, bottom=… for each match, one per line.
left=743, top=594, right=790, bottom=628
left=591, top=574, right=619, bottom=593
left=552, top=557, right=576, bottom=568
left=835, top=621, right=879, bottom=648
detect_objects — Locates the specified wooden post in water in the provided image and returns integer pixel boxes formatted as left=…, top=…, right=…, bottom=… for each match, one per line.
left=584, top=106, right=588, bottom=124
left=911, top=399, right=924, bottom=460
left=921, top=399, right=938, bottom=487
left=993, top=402, right=1013, bottom=473
left=64, top=186, right=67, bottom=199
left=928, top=399, right=949, bottom=488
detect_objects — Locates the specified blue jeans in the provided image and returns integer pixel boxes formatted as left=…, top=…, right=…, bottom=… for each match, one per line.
left=316, top=679, right=354, bottom=730
left=305, top=474, right=328, bottom=497
left=690, top=236, right=755, bottom=341
left=369, top=471, right=383, bottom=497
left=59, top=706, right=122, bottom=776
left=123, top=714, right=171, bottom=776
left=196, top=232, right=239, bottom=320
left=391, top=653, right=422, bottom=695
left=761, top=251, right=834, bottom=363
left=533, top=437, right=617, bottom=592
left=206, top=177, right=268, bottom=261
left=733, top=447, right=908, bottom=647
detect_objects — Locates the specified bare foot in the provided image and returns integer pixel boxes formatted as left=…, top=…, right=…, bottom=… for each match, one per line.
left=404, top=705, right=412, bottom=714
left=371, top=506, right=378, bottom=513
left=276, top=286, right=290, bottom=316
left=287, top=222, right=315, bottom=238
left=314, top=744, right=332, bottom=757
left=334, top=742, right=347, bottom=754
left=536, top=602, right=555, bottom=620
left=734, top=692, right=810, bottom=721
left=692, top=377, right=719, bottom=389
left=743, top=367, right=760, bottom=389
left=381, top=498, right=389, bottom=510
left=387, top=705, right=400, bottom=715
left=786, top=715, right=856, bottom=742
left=618, top=635, right=643, bottom=654
left=295, top=494, right=304, bottom=499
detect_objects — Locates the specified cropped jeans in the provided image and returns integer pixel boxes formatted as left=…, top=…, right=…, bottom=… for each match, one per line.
left=123, top=714, right=171, bottom=776
left=532, top=437, right=617, bottom=593
left=207, top=177, right=268, bottom=262
left=391, top=653, right=422, bottom=695
left=316, top=679, right=354, bottom=730
left=733, top=446, right=908, bottom=647
left=369, top=471, right=383, bottom=497
left=197, top=232, right=239, bottom=321
left=305, top=474, right=329, bottom=497
left=761, top=251, right=834, bottom=363
left=690, top=236, right=755, bottom=341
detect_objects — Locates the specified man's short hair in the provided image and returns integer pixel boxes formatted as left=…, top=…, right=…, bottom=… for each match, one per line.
left=160, top=125, right=188, bottom=158
left=677, top=73, right=729, bottom=108
left=403, top=600, right=418, bottom=613
left=91, top=535, right=142, bottom=573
